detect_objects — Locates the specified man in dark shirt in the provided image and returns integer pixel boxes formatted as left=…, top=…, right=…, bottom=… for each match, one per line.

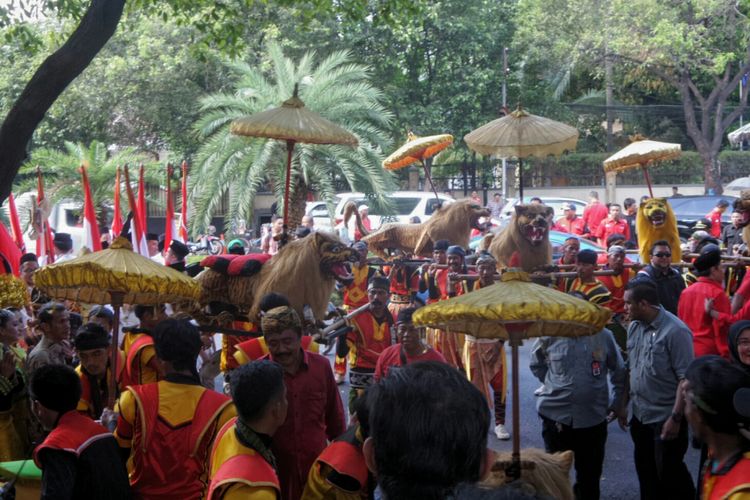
left=721, top=210, right=745, bottom=250
left=636, top=240, right=685, bottom=315
left=30, top=364, right=129, bottom=500
left=623, top=198, right=638, bottom=249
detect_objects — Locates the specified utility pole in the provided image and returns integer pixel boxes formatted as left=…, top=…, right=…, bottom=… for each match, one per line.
left=501, top=47, right=509, bottom=202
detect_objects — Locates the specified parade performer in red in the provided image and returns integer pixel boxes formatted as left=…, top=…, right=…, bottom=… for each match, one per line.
left=582, top=191, right=608, bottom=237
left=705, top=199, right=729, bottom=238
left=596, top=245, right=633, bottom=353
left=559, top=250, right=611, bottom=307
left=73, top=322, right=124, bottom=420
left=593, top=204, right=630, bottom=248
left=385, top=251, right=420, bottom=323
left=121, top=304, right=166, bottom=386
left=556, top=203, right=587, bottom=236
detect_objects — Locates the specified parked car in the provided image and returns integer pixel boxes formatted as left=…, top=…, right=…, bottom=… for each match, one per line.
left=496, top=196, right=587, bottom=225
left=667, top=195, right=738, bottom=240
left=333, top=191, right=455, bottom=230
left=725, top=176, right=750, bottom=193
left=305, top=198, right=339, bottom=232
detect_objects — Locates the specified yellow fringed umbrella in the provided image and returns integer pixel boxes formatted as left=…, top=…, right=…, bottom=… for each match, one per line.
left=413, top=270, right=611, bottom=480
left=603, top=138, right=681, bottom=198
left=383, top=132, right=454, bottom=200
left=34, top=236, right=201, bottom=405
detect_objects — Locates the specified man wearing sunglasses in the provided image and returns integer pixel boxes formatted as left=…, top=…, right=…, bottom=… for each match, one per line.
left=636, top=240, right=685, bottom=315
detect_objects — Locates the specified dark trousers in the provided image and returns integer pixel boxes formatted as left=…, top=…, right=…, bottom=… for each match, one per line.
left=630, top=417, right=696, bottom=500
left=541, top=415, right=607, bottom=500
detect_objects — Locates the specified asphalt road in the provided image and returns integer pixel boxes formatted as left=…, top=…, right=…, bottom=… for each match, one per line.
left=327, top=341, right=701, bottom=500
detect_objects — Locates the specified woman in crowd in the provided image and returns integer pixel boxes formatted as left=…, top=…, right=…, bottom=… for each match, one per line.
left=0, top=308, right=30, bottom=459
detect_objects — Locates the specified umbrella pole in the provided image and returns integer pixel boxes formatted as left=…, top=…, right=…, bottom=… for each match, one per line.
left=505, top=330, right=522, bottom=481
left=108, top=291, right=125, bottom=409
left=518, top=158, right=524, bottom=200
left=281, top=140, right=295, bottom=245
left=420, top=159, right=441, bottom=203
left=641, top=165, right=654, bottom=198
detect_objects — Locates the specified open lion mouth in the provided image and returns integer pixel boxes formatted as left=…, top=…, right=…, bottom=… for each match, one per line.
left=524, top=224, right=547, bottom=245
left=648, top=211, right=666, bottom=227
left=330, top=262, right=354, bottom=285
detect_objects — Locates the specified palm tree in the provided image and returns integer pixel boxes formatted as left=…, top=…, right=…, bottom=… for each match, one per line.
left=191, top=43, right=397, bottom=234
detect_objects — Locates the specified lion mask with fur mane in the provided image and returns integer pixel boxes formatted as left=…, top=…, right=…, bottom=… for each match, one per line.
left=733, top=190, right=750, bottom=252
left=487, top=204, right=553, bottom=272
left=636, top=198, right=681, bottom=263
left=482, top=448, right=574, bottom=500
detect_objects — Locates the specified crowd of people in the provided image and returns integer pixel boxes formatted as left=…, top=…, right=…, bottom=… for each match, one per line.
left=0, top=189, right=748, bottom=500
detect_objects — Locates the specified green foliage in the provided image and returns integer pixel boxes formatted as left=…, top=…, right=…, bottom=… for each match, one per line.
left=191, top=43, right=397, bottom=232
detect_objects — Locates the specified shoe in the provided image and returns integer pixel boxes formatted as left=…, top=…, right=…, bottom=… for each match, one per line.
left=334, top=373, right=345, bottom=385
left=534, top=384, right=545, bottom=396
left=494, top=424, right=510, bottom=440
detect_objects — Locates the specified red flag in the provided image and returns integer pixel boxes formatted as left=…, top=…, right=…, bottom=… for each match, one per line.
left=35, top=167, right=54, bottom=264
left=137, top=164, right=147, bottom=235
left=123, top=165, right=149, bottom=256
left=79, top=165, right=102, bottom=252
left=179, top=160, right=188, bottom=242
left=111, top=166, right=123, bottom=236
left=7, top=193, right=25, bottom=253
left=164, top=164, right=176, bottom=253
left=0, top=221, right=21, bottom=275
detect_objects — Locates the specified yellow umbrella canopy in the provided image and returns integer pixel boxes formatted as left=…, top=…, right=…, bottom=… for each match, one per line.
left=602, top=138, right=681, bottom=198
left=230, top=84, right=359, bottom=238
left=383, top=132, right=453, bottom=201
left=464, top=107, right=578, bottom=199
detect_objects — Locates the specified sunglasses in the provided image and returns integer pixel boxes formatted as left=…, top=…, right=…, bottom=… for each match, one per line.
left=653, top=252, right=672, bottom=258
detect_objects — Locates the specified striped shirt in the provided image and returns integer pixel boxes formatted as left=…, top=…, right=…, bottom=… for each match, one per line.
left=563, top=277, right=612, bottom=306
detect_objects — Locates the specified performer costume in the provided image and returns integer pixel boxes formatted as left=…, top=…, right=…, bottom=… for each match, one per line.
left=337, top=262, right=377, bottom=378
left=463, top=278, right=508, bottom=427
left=115, top=375, right=235, bottom=499
left=75, top=350, right=125, bottom=420
left=234, top=336, right=319, bottom=366
left=208, top=417, right=280, bottom=500
left=121, top=327, right=158, bottom=386
left=559, top=277, right=611, bottom=307
left=221, top=319, right=256, bottom=373
left=0, top=344, right=29, bottom=460
left=597, top=248, right=635, bottom=354
left=301, top=426, right=370, bottom=500
left=386, top=263, right=419, bottom=322
left=347, top=310, right=393, bottom=405
left=374, top=342, right=445, bottom=381
left=701, top=451, right=750, bottom=500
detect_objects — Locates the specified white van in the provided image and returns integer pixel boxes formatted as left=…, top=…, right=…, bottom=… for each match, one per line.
left=8, top=194, right=88, bottom=254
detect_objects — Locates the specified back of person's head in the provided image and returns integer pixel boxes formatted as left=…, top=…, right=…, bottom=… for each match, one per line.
left=258, top=293, right=291, bottom=313
left=29, top=364, right=81, bottom=414
left=685, top=356, right=750, bottom=436
left=153, top=319, right=202, bottom=373
left=134, top=305, right=155, bottom=321
left=38, top=302, right=66, bottom=324
left=230, top=360, right=285, bottom=422
left=366, top=361, right=490, bottom=499
left=625, top=278, right=660, bottom=306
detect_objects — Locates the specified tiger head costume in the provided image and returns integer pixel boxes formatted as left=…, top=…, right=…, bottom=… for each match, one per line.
left=488, top=204, right=553, bottom=272
left=733, top=189, right=750, bottom=252
left=636, top=197, right=681, bottom=263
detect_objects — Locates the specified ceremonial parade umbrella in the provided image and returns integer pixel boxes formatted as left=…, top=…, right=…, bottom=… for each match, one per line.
left=230, top=84, right=359, bottom=241
left=413, top=271, right=611, bottom=479
left=728, top=122, right=750, bottom=147
left=464, top=106, right=579, bottom=199
left=34, top=237, right=201, bottom=405
left=603, top=138, right=681, bottom=198
left=383, top=132, right=454, bottom=201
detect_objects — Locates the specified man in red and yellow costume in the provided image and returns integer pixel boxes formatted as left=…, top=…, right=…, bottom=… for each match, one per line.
left=435, top=245, right=472, bottom=369
left=208, top=360, right=287, bottom=499
left=73, top=322, right=124, bottom=420
left=597, top=245, right=634, bottom=354
left=121, top=304, right=166, bottom=386
left=115, top=319, right=235, bottom=499
left=385, top=250, right=421, bottom=323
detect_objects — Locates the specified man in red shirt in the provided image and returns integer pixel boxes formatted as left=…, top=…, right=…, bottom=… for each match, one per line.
left=261, top=305, right=346, bottom=500
left=677, top=244, right=731, bottom=358
left=555, top=203, right=587, bottom=236
left=594, top=203, right=630, bottom=247
left=375, top=307, right=445, bottom=381
left=582, top=191, right=608, bottom=238
left=557, top=237, right=580, bottom=266
left=704, top=199, right=729, bottom=238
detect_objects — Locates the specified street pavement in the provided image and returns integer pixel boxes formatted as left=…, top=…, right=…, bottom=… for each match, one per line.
left=328, top=340, right=701, bottom=500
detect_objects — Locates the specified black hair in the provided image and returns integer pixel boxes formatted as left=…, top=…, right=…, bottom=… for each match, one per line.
left=258, top=293, right=291, bottom=313
left=230, top=360, right=285, bottom=422
left=685, top=356, right=750, bottom=435
left=367, top=361, right=490, bottom=499
left=625, top=278, right=660, bottom=306
left=649, top=240, right=671, bottom=254
left=0, top=309, right=15, bottom=329
left=38, top=302, right=66, bottom=324
left=20, top=253, right=38, bottom=266
left=623, top=198, right=636, bottom=209
left=134, top=305, right=155, bottom=320
left=153, top=319, right=202, bottom=374
left=29, top=364, right=81, bottom=414
left=529, top=197, right=542, bottom=203
left=352, top=390, right=371, bottom=439
left=73, top=322, right=110, bottom=350
left=717, top=199, right=730, bottom=208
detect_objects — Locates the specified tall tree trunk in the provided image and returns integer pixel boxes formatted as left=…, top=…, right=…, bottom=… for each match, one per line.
left=287, top=176, right=308, bottom=232
left=0, top=0, right=126, bottom=204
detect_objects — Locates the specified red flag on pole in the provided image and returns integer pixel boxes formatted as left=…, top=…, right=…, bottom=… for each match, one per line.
left=164, top=164, right=176, bottom=252
left=79, top=165, right=102, bottom=252
left=137, top=164, right=147, bottom=235
left=35, top=167, right=54, bottom=265
left=179, top=160, right=188, bottom=242
left=111, top=166, right=123, bottom=237
left=123, top=165, right=149, bottom=256
left=0, top=221, right=21, bottom=276
left=7, top=193, right=25, bottom=253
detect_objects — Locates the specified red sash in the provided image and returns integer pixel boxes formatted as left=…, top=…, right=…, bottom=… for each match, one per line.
left=207, top=418, right=280, bottom=500
left=124, top=334, right=154, bottom=387
left=317, top=441, right=369, bottom=492
left=33, top=411, right=113, bottom=468
left=235, top=336, right=316, bottom=362
left=128, top=383, right=232, bottom=499
left=704, top=453, right=750, bottom=500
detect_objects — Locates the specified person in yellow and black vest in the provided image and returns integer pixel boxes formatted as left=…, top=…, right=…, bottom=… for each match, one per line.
left=120, top=304, right=166, bottom=387
left=73, top=322, right=124, bottom=421
left=207, top=359, right=287, bottom=500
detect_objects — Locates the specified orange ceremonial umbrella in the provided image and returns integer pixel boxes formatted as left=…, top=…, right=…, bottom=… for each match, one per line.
left=603, top=138, right=681, bottom=198
left=383, top=132, right=453, bottom=201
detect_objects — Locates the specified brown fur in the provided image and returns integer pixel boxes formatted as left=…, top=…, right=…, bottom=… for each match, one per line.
left=482, top=448, right=574, bottom=500
left=636, top=198, right=681, bottom=263
left=734, top=190, right=750, bottom=251
left=347, top=200, right=489, bottom=258
left=489, top=205, right=553, bottom=272
left=196, top=232, right=356, bottom=321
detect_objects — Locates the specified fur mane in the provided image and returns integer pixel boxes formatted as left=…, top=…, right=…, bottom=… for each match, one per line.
left=482, top=448, right=574, bottom=500
left=636, top=198, right=681, bottom=263
left=488, top=205, right=552, bottom=272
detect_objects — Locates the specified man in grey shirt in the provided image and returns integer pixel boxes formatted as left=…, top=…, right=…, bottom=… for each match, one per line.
left=530, top=292, right=626, bottom=500
left=621, top=279, right=695, bottom=500
left=26, top=302, right=74, bottom=374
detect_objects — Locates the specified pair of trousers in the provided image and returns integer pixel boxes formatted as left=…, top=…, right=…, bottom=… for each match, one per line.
left=629, top=417, right=696, bottom=500
left=541, top=415, right=607, bottom=500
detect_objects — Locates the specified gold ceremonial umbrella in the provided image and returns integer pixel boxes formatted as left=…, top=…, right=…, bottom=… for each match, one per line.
left=603, top=138, right=681, bottom=198
left=464, top=106, right=579, bottom=199
left=34, top=237, right=201, bottom=405
left=231, top=84, right=359, bottom=242
left=383, top=132, right=454, bottom=200
left=413, top=271, right=611, bottom=479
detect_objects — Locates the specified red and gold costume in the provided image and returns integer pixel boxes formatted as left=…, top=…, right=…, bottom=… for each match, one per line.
left=75, top=350, right=125, bottom=420
left=701, top=451, right=750, bottom=500
left=221, top=319, right=256, bottom=373
left=348, top=312, right=393, bottom=372
left=208, top=417, right=280, bottom=500
left=337, top=264, right=377, bottom=377
left=115, top=378, right=236, bottom=499
left=233, top=336, right=319, bottom=366
left=425, top=271, right=470, bottom=370
left=301, top=431, right=369, bottom=500
left=597, top=268, right=634, bottom=315
left=33, top=411, right=113, bottom=467
left=121, top=329, right=158, bottom=386
left=386, top=264, right=419, bottom=323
